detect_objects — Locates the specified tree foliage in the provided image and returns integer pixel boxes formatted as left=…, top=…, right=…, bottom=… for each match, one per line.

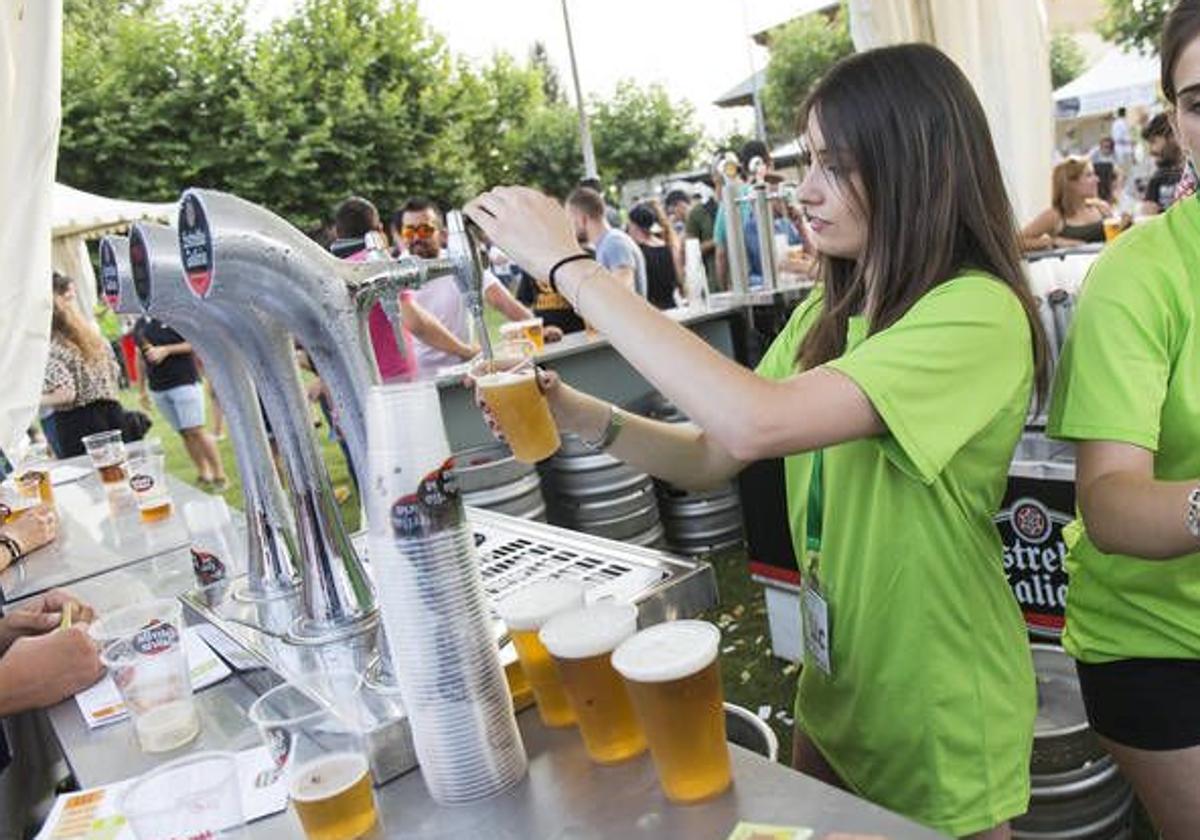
left=1050, top=32, right=1088, bottom=89
left=1097, top=0, right=1173, bottom=55
left=762, top=9, right=853, bottom=139
left=60, top=0, right=702, bottom=227
left=592, top=82, right=700, bottom=184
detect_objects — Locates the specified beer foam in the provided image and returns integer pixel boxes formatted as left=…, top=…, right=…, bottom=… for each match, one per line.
left=476, top=370, right=528, bottom=388
left=289, top=752, right=370, bottom=803
left=496, top=579, right=585, bottom=631
left=612, top=620, right=719, bottom=683
left=539, top=603, right=638, bottom=660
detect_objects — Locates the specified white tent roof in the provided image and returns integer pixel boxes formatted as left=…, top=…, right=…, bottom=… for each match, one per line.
left=1054, top=48, right=1160, bottom=120
left=51, top=182, right=174, bottom=239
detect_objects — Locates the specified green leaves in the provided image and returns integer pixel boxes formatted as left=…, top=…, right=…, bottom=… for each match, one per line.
left=60, top=0, right=702, bottom=225
left=762, top=9, right=853, bottom=140
left=1050, top=33, right=1087, bottom=90
left=1097, top=0, right=1173, bottom=56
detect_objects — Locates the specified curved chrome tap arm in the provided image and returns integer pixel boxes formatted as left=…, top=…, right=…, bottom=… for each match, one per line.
left=446, top=210, right=492, bottom=359
left=123, top=224, right=301, bottom=601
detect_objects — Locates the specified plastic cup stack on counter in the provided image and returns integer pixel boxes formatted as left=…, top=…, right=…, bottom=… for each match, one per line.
left=364, top=380, right=527, bottom=804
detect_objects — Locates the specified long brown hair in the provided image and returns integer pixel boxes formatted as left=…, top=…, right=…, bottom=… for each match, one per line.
left=1051, top=156, right=1099, bottom=218
left=795, top=44, right=1049, bottom=404
left=51, top=276, right=107, bottom=364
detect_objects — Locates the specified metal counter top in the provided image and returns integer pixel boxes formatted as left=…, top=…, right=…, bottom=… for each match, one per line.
left=48, top=667, right=942, bottom=840
left=0, top=456, right=215, bottom=603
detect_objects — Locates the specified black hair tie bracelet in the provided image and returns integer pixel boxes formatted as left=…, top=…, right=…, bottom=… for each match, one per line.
left=548, top=253, right=595, bottom=294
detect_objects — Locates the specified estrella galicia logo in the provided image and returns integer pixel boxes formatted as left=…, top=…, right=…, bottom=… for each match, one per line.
left=179, top=193, right=215, bottom=299
left=389, top=460, right=463, bottom=538
left=191, top=547, right=227, bottom=586
left=131, top=619, right=180, bottom=656
left=129, top=473, right=154, bottom=493
left=99, top=240, right=121, bottom=306
left=1011, top=498, right=1052, bottom=545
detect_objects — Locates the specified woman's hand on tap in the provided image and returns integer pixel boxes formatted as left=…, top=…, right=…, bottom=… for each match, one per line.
left=464, top=187, right=583, bottom=282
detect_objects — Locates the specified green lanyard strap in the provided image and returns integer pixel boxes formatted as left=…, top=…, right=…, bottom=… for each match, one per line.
left=805, top=449, right=824, bottom=554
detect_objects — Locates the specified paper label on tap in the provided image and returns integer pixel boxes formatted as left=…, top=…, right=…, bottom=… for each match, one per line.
left=389, top=459, right=464, bottom=538
left=179, top=193, right=215, bottom=299
left=99, top=241, right=120, bottom=306
left=128, top=228, right=152, bottom=309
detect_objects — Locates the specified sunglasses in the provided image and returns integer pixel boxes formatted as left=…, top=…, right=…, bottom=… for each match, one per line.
left=401, top=223, right=439, bottom=241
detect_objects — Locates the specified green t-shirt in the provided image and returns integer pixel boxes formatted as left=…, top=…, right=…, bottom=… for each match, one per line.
left=757, top=275, right=1035, bottom=836
left=1047, top=196, right=1200, bottom=663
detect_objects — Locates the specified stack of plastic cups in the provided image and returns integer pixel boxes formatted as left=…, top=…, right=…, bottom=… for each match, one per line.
left=365, top=380, right=527, bottom=804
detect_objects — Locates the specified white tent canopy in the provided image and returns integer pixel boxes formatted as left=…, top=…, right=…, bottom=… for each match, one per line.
left=50, top=183, right=174, bottom=316
left=848, top=0, right=1053, bottom=223
left=52, top=182, right=174, bottom=239
left=1053, top=48, right=1160, bottom=120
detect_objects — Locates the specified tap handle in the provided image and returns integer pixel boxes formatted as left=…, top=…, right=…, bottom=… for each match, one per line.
left=446, top=210, right=492, bottom=359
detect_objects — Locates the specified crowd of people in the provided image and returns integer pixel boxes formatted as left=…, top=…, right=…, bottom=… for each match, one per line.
left=1024, top=102, right=1198, bottom=250
left=5, top=1, right=1200, bottom=838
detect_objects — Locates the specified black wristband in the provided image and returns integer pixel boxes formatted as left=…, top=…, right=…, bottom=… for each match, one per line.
left=547, top=253, right=595, bottom=294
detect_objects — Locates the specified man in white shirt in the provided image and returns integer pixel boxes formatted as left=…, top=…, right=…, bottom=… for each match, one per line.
left=396, top=198, right=560, bottom=374
left=1111, top=107, right=1134, bottom=168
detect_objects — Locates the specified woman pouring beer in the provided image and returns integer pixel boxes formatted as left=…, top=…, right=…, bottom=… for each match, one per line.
left=467, top=44, right=1046, bottom=839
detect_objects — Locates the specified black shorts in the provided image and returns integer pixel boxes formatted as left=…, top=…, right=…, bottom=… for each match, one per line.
left=1076, top=657, right=1200, bottom=750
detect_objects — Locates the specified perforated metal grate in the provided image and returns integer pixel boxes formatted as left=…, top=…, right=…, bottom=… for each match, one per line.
left=474, top=527, right=665, bottom=616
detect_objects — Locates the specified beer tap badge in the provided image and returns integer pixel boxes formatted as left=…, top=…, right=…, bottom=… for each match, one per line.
left=179, top=192, right=215, bottom=299
left=99, top=240, right=120, bottom=307
left=389, top=459, right=464, bottom=538
left=129, top=227, right=152, bottom=309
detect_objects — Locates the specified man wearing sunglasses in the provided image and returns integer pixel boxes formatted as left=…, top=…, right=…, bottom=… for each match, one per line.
left=393, top=198, right=561, bottom=373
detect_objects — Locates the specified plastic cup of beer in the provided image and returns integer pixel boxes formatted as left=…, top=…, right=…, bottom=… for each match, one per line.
left=90, top=598, right=200, bottom=753
left=248, top=674, right=379, bottom=840
left=0, top=481, right=38, bottom=525
left=500, top=317, right=545, bottom=351
left=1103, top=217, right=1122, bottom=242
left=121, top=751, right=244, bottom=839
left=127, top=452, right=173, bottom=523
left=471, top=344, right=560, bottom=464
left=539, top=602, right=646, bottom=764
left=81, top=429, right=127, bottom=489
left=496, top=579, right=586, bottom=727
left=612, top=620, right=732, bottom=803
left=15, top=443, right=54, bottom=505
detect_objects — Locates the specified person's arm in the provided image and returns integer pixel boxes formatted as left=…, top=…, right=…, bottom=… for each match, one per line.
left=543, top=373, right=745, bottom=490
left=0, top=627, right=105, bottom=715
left=143, top=341, right=190, bottom=365
left=483, top=282, right=535, bottom=322
left=1075, top=441, right=1200, bottom=559
left=608, top=265, right=636, bottom=293
left=135, top=351, right=152, bottom=410
left=465, top=188, right=884, bottom=462
left=1020, top=208, right=1060, bottom=251
left=0, top=589, right=93, bottom=656
left=400, top=295, right=478, bottom=361
left=40, top=386, right=75, bottom=410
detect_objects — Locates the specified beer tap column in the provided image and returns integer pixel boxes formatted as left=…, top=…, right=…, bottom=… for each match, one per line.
left=714, top=152, right=750, bottom=295
left=175, top=192, right=377, bottom=639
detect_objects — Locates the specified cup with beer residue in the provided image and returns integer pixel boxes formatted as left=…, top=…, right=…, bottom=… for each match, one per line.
left=539, top=602, right=646, bottom=764
left=0, top=480, right=38, bottom=526
left=499, top=317, right=545, bottom=352
left=496, top=579, right=586, bottom=728
left=121, top=751, right=244, bottom=839
left=81, top=429, right=128, bottom=491
left=90, top=599, right=200, bottom=754
left=613, top=620, right=732, bottom=803
left=248, top=673, right=380, bottom=840
left=15, top=442, right=54, bottom=506
left=126, top=452, right=173, bottom=523
left=471, top=341, right=560, bottom=464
